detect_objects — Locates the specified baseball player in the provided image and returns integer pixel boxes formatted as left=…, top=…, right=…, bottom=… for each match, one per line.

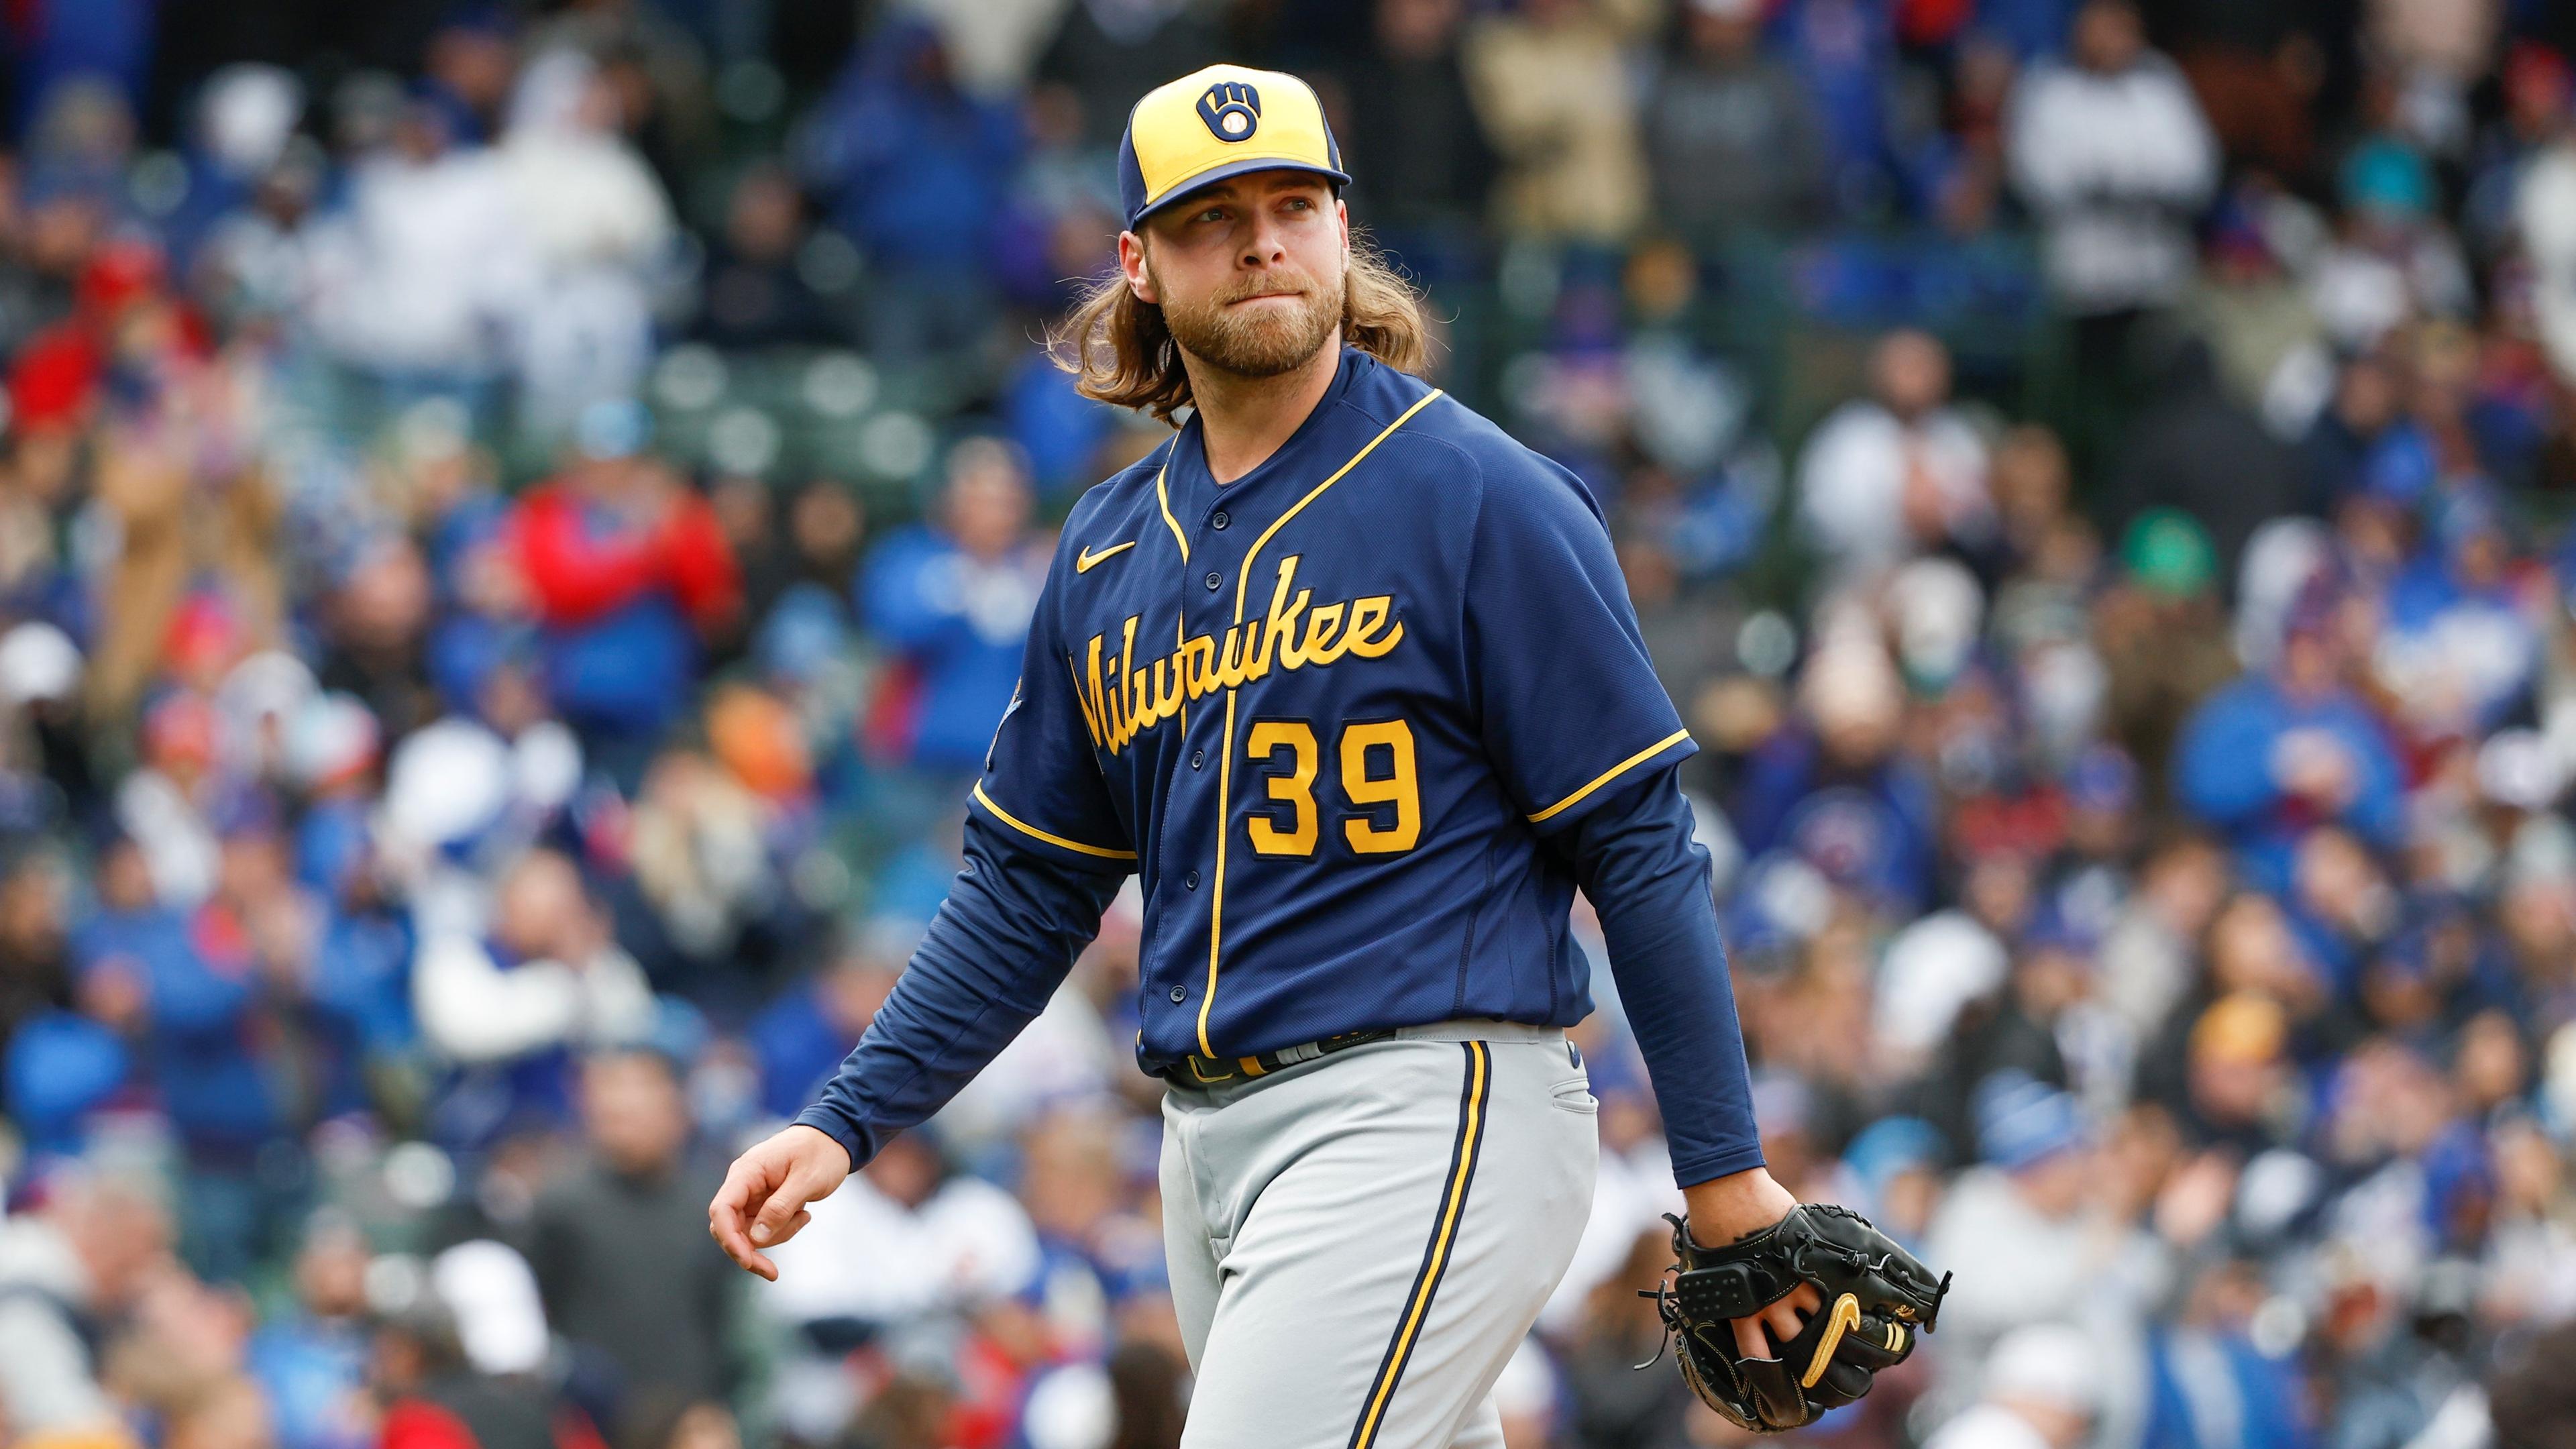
left=711, top=64, right=1942, bottom=1446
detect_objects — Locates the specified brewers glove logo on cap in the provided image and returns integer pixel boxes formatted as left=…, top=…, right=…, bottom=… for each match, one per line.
left=1117, top=64, right=1348, bottom=229
left=1196, top=80, right=1260, bottom=141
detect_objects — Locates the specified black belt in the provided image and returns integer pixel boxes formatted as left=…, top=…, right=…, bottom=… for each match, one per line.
left=1150, top=1028, right=1397, bottom=1085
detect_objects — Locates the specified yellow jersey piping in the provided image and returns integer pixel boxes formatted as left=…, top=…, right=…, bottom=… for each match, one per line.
left=1231, top=390, right=1444, bottom=622
left=1155, top=462, right=1189, bottom=564
left=1527, top=728, right=1693, bottom=824
left=970, top=782, right=1136, bottom=860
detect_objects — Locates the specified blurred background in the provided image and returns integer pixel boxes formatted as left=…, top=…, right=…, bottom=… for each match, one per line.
left=0, top=0, right=2571, bottom=1447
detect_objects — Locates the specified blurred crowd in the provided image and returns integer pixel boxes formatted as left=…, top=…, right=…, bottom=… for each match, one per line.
left=1, top=1, right=2575, bottom=1449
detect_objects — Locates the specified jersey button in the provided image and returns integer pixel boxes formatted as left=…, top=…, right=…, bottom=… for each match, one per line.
left=1169, top=985, right=1187, bottom=1004
left=1190, top=750, right=1205, bottom=769
left=1185, top=871, right=1201, bottom=890
left=1211, top=511, right=1230, bottom=530
left=1204, top=572, right=1221, bottom=592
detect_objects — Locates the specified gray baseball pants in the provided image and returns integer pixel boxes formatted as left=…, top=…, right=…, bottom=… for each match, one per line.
left=1159, top=1020, right=1599, bottom=1449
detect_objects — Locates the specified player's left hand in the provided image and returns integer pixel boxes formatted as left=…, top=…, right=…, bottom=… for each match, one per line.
left=1648, top=1169, right=1950, bottom=1434
left=1680, top=1169, right=1823, bottom=1355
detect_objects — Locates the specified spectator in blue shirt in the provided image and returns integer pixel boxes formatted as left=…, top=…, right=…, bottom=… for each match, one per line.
left=797, top=18, right=1024, bottom=356
left=2174, top=588, right=2404, bottom=893
left=1735, top=638, right=1943, bottom=918
left=248, top=1212, right=375, bottom=1449
left=857, top=437, right=1046, bottom=789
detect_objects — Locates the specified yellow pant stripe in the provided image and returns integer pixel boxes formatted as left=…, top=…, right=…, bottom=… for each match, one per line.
left=1349, top=1040, right=1489, bottom=1449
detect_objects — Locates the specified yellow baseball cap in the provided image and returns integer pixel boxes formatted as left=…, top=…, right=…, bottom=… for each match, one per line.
left=1117, top=64, right=1348, bottom=230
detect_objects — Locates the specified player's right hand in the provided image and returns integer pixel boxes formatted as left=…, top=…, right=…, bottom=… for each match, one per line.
left=708, top=1123, right=851, bottom=1280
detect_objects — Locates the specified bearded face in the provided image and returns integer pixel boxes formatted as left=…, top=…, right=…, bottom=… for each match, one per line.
left=1149, top=248, right=1346, bottom=380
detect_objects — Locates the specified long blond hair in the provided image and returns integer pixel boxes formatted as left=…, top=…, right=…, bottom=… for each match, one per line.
left=1046, top=236, right=1432, bottom=425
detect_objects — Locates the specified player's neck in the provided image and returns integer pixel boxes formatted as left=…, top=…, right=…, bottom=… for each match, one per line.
left=1185, top=329, right=1344, bottom=485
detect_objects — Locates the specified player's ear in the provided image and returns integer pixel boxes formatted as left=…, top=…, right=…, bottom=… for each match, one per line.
left=1119, top=231, right=1159, bottom=306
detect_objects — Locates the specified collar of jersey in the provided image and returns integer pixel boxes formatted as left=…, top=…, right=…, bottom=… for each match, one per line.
left=1166, top=345, right=1370, bottom=519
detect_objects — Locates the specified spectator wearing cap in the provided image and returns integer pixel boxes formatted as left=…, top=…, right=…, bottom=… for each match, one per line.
left=528, top=1047, right=735, bottom=1448
left=1924, top=1075, right=2159, bottom=1446
left=1795, top=329, right=1993, bottom=582
left=0, top=623, right=97, bottom=828
left=2471, top=43, right=2573, bottom=252
left=161, top=66, right=307, bottom=276
left=507, top=400, right=740, bottom=790
left=2314, top=139, right=2475, bottom=353
left=2181, top=184, right=2328, bottom=430
left=2173, top=582, right=2404, bottom=894
left=2094, top=509, right=2243, bottom=806
left=2163, top=991, right=2304, bottom=1156
left=2034, top=747, right=2138, bottom=927
left=286, top=692, right=382, bottom=899
left=2375, top=488, right=2540, bottom=743
left=306, top=834, right=415, bottom=1093
left=2320, top=1249, right=2485, bottom=1449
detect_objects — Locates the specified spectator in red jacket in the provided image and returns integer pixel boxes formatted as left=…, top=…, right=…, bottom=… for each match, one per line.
left=506, top=400, right=738, bottom=789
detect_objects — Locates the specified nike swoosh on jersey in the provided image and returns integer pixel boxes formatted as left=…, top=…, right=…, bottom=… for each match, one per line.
left=1076, top=541, right=1138, bottom=573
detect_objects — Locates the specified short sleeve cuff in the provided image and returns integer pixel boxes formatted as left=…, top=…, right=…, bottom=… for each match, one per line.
left=1525, top=729, right=1699, bottom=829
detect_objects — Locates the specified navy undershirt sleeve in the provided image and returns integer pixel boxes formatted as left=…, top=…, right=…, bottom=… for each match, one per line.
left=793, top=816, right=1126, bottom=1169
left=1550, top=762, right=1765, bottom=1187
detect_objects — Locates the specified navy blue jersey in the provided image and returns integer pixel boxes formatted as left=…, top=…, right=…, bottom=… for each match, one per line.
left=800, top=348, right=1764, bottom=1185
